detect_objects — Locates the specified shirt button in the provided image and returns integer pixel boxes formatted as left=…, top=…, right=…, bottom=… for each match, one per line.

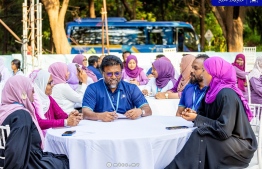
left=203, top=123, right=206, bottom=125
left=201, top=140, right=203, bottom=142
left=199, top=161, right=201, bottom=163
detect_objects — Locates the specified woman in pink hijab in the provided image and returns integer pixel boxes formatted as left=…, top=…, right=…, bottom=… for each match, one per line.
left=48, top=62, right=88, bottom=113
left=0, top=75, right=69, bottom=168
left=73, top=54, right=98, bottom=82
left=165, top=57, right=256, bottom=169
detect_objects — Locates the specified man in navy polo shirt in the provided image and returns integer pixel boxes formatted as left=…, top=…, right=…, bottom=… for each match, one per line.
left=176, top=54, right=209, bottom=116
left=82, top=55, right=152, bottom=122
left=87, top=55, right=103, bottom=80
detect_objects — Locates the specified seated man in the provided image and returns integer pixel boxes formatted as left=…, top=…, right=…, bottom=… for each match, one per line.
left=82, top=55, right=152, bottom=122
left=176, top=54, right=209, bottom=116
left=87, top=55, right=103, bottom=80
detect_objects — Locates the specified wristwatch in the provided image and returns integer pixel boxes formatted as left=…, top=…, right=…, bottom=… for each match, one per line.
left=165, top=93, right=169, bottom=99
left=141, top=109, right=146, bottom=117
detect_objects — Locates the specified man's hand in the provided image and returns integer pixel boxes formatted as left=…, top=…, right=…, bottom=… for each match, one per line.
left=125, top=108, right=142, bottom=120
left=99, top=112, right=118, bottom=122
left=155, top=92, right=166, bottom=99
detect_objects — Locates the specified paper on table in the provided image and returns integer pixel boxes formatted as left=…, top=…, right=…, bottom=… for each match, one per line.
left=116, top=113, right=127, bottom=119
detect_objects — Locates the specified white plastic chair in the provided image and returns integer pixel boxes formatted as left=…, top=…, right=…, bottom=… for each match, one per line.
left=0, top=125, right=10, bottom=169
left=248, top=104, right=262, bottom=169
left=243, top=47, right=256, bottom=71
left=246, top=75, right=251, bottom=104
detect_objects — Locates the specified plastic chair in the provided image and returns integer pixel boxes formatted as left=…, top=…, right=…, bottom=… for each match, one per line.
left=248, top=104, right=262, bottom=169
left=246, top=75, right=251, bottom=104
left=0, top=125, right=10, bottom=169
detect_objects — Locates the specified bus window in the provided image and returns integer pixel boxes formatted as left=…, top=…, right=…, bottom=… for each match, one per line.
left=121, top=27, right=146, bottom=45
left=148, top=28, right=163, bottom=45
left=184, top=28, right=198, bottom=51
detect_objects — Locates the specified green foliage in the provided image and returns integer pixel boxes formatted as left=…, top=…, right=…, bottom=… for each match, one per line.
left=196, top=12, right=226, bottom=52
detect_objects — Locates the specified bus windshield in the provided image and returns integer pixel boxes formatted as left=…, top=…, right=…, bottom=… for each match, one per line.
left=66, top=17, right=200, bottom=54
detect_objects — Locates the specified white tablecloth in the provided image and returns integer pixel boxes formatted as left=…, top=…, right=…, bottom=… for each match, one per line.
left=146, top=97, right=179, bottom=116
left=44, top=116, right=194, bottom=169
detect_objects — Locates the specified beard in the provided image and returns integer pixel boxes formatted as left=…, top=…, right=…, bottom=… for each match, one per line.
left=105, top=78, right=120, bottom=89
left=190, top=73, right=203, bottom=84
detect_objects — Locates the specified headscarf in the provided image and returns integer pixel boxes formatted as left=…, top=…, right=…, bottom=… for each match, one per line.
left=204, top=57, right=253, bottom=121
left=124, top=55, right=143, bottom=78
left=152, top=57, right=177, bottom=88
left=248, top=56, right=262, bottom=80
left=0, top=58, right=4, bottom=72
left=48, top=62, right=68, bottom=85
left=67, top=63, right=79, bottom=90
left=176, top=54, right=195, bottom=92
left=232, top=54, right=246, bottom=91
left=72, top=54, right=98, bottom=82
left=0, top=75, right=44, bottom=148
left=29, top=70, right=51, bottom=115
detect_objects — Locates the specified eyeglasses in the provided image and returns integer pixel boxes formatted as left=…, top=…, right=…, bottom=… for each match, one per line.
left=104, top=71, right=121, bottom=77
left=83, top=59, right=87, bottom=62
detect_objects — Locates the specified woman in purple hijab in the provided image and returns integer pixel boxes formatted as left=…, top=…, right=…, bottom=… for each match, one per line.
left=72, top=54, right=98, bottom=82
left=232, top=54, right=248, bottom=95
left=122, top=55, right=148, bottom=85
left=142, top=57, right=177, bottom=97
left=165, top=57, right=256, bottom=169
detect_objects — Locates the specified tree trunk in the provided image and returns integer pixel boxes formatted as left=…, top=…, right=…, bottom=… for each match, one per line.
left=89, top=0, right=96, bottom=18
left=42, top=0, right=71, bottom=54
left=121, top=0, right=133, bottom=19
left=132, top=0, right=137, bottom=19
left=200, top=0, right=205, bottom=51
left=212, top=6, right=245, bottom=52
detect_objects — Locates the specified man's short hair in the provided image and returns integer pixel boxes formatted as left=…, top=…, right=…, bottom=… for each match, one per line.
left=195, top=54, right=209, bottom=61
left=156, top=54, right=165, bottom=59
left=122, top=51, right=131, bottom=57
left=100, top=55, right=123, bottom=72
left=88, top=55, right=99, bottom=66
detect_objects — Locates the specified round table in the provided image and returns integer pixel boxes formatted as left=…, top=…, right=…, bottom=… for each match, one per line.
left=44, top=116, right=194, bottom=169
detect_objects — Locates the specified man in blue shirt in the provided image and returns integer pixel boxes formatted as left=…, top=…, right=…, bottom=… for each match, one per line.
left=83, top=55, right=152, bottom=122
left=87, top=55, right=103, bottom=80
left=176, top=54, right=209, bottom=116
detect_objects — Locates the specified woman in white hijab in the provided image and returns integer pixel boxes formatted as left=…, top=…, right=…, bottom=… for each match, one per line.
left=30, top=70, right=82, bottom=132
left=248, top=56, right=262, bottom=104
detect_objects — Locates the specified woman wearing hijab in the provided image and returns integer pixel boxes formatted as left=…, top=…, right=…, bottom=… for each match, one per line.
left=0, top=75, right=69, bottom=169
left=248, top=56, right=262, bottom=104
left=156, top=54, right=195, bottom=99
left=165, top=57, right=256, bottom=169
left=30, top=69, right=81, bottom=131
left=142, top=57, right=177, bottom=97
left=67, top=63, right=94, bottom=90
left=122, top=55, right=148, bottom=86
left=72, top=54, right=98, bottom=82
left=48, top=62, right=88, bottom=113
left=232, top=54, right=248, bottom=95
left=0, top=57, right=11, bottom=85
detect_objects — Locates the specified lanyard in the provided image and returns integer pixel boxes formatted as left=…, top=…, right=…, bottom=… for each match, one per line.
left=156, top=87, right=162, bottom=93
left=103, top=82, right=120, bottom=112
left=192, top=86, right=206, bottom=111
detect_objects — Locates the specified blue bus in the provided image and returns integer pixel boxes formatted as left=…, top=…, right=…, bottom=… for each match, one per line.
left=66, top=17, right=201, bottom=54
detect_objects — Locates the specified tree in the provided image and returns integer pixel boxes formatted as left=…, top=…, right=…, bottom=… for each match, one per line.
left=211, top=6, right=245, bottom=52
left=41, top=0, right=71, bottom=54
left=89, top=0, right=95, bottom=18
